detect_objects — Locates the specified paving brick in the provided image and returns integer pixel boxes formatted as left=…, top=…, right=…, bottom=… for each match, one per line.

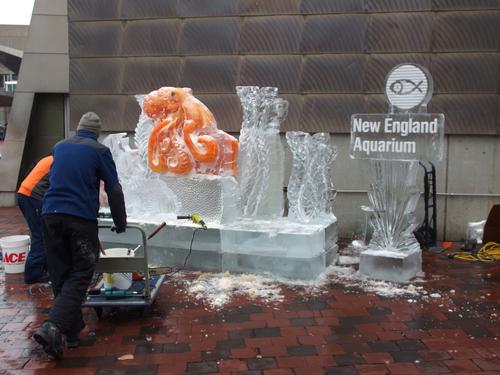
left=185, top=361, right=219, bottom=374
left=443, top=359, right=481, bottom=372
left=324, top=365, right=358, bottom=375
left=254, top=327, right=281, bottom=338
left=216, top=338, right=246, bottom=350
left=335, top=353, right=366, bottom=366
left=247, top=357, right=277, bottom=370
left=286, top=345, right=318, bottom=356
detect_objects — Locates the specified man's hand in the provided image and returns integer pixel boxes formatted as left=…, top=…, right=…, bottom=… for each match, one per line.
left=111, top=225, right=126, bottom=234
left=99, top=242, right=106, bottom=256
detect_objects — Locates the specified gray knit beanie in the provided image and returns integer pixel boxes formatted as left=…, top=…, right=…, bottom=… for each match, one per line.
left=77, top=112, right=102, bottom=136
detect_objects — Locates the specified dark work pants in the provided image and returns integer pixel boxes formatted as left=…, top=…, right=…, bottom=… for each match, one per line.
left=17, top=193, right=46, bottom=283
left=41, top=214, right=99, bottom=336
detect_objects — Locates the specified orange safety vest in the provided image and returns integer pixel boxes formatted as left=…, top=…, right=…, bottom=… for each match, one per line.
left=18, top=156, right=53, bottom=200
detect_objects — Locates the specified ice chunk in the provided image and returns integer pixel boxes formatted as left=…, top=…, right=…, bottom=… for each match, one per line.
left=359, top=247, right=422, bottom=282
left=286, top=131, right=337, bottom=223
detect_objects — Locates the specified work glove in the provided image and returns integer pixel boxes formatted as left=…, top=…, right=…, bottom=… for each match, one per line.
left=111, top=225, right=126, bottom=234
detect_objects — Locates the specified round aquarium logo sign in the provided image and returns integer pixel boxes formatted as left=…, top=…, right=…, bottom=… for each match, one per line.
left=385, top=63, right=433, bottom=111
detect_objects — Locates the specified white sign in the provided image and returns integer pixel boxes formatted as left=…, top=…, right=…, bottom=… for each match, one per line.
left=350, top=113, right=444, bottom=161
left=385, top=64, right=433, bottom=111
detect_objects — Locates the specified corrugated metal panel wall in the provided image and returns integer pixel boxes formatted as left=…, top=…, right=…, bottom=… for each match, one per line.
left=68, top=0, right=500, bottom=134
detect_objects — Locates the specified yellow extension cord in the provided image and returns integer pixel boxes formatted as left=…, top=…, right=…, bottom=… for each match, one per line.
left=451, top=242, right=500, bottom=262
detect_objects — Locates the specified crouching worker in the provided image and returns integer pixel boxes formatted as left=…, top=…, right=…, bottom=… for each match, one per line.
left=17, top=155, right=53, bottom=284
left=33, top=112, right=127, bottom=359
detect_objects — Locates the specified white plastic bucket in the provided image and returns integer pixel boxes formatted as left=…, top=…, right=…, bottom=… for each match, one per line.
left=101, top=247, right=133, bottom=290
left=0, top=235, right=30, bottom=274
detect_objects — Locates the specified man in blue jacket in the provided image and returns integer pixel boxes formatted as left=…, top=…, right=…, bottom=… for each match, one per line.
left=33, top=112, right=127, bottom=359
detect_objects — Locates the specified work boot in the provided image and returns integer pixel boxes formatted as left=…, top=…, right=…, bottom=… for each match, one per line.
left=65, top=333, right=80, bottom=349
left=33, top=321, right=63, bottom=359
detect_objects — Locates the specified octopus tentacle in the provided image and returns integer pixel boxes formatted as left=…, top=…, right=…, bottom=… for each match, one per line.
left=183, top=120, right=218, bottom=163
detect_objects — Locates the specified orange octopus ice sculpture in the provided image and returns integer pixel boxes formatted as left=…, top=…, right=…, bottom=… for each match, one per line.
left=144, top=87, right=238, bottom=176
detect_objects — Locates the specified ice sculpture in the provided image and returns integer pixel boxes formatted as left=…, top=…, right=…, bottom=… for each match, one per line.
left=101, top=131, right=178, bottom=221
left=286, top=132, right=337, bottom=223
left=365, top=160, right=421, bottom=252
left=237, top=86, right=287, bottom=218
left=143, top=87, right=238, bottom=176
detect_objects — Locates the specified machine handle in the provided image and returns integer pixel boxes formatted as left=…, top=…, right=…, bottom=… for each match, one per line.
left=147, top=222, right=166, bottom=240
left=177, top=214, right=207, bottom=229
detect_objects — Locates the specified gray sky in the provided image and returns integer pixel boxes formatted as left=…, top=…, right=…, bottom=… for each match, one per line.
left=0, top=0, right=34, bottom=25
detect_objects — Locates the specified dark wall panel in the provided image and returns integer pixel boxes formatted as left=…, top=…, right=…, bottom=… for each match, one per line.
left=122, top=20, right=180, bottom=56
left=366, top=13, right=433, bottom=52
left=68, top=2, right=500, bottom=134
left=70, top=95, right=135, bottom=131
left=239, top=16, right=302, bottom=54
left=280, top=94, right=304, bottom=131
left=302, top=15, right=368, bottom=53
left=197, top=94, right=243, bottom=132
left=69, top=0, right=121, bottom=21
left=432, top=0, right=500, bottom=10
left=301, top=55, right=367, bottom=93
left=69, top=22, right=123, bottom=57
left=121, top=0, right=176, bottom=19
left=366, top=0, right=432, bottom=12
left=364, top=95, right=387, bottom=113
left=177, top=0, right=240, bottom=17
left=434, top=12, right=500, bottom=51
left=432, top=54, right=499, bottom=93
left=301, top=95, right=365, bottom=133
left=122, top=58, right=181, bottom=94
left=300, top=0, right=364, bottom=14
left=430, top=95, right=498, bottom=134
left=239, top=0, right=301, bottom=15
left=70, top=59, right=124, bottom=94
left=239, top=55, right=302, bottom=92
left=181, top=56, right=241, bottom=93
left=179, top=18, right=240, bottom=55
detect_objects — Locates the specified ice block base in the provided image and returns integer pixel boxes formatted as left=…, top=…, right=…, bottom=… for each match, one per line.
left=359, top=247, right=422, bottom=282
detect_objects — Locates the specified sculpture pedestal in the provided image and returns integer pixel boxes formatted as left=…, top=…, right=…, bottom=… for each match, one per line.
left=359, top=247, right=422, bottom=282
left=98, top=216, right=338, bottom=281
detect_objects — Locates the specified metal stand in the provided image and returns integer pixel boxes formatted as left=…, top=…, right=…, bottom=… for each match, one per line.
left=83, top=224, right=166, bottom=318
left=414, top=162, right=437, bottom=248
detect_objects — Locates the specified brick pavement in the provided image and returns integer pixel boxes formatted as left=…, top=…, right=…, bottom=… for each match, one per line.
left=1, top=207, right=500, bottom=374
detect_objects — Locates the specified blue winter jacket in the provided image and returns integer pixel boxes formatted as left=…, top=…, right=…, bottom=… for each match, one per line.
left=42, top=130, right=127, bottom=229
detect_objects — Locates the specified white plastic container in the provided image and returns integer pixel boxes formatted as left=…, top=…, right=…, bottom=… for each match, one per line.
left=100, top=247, right=133, bottom=290
left=0, top=235, right=30, bottom=274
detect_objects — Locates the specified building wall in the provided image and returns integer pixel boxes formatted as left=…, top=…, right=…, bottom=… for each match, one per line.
left=0, top=0, right=68, bottom=206
left=0, top=25, right=29, bottom=51
left=66, top=0, right=500, bottom=239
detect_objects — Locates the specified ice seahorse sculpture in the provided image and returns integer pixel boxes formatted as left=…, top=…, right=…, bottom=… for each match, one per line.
left=144, top=87, right=238, bottom=176
left=286, top=132, right=337, bottom=223
left=237, top=86, right=288, bottom=218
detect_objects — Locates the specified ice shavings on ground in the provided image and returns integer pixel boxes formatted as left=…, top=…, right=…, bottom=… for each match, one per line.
left=301, top=264, right=425, bottom=298
left=173, top=271, right=284, bottom=309
left=172, top=264, right=427, bottom=309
